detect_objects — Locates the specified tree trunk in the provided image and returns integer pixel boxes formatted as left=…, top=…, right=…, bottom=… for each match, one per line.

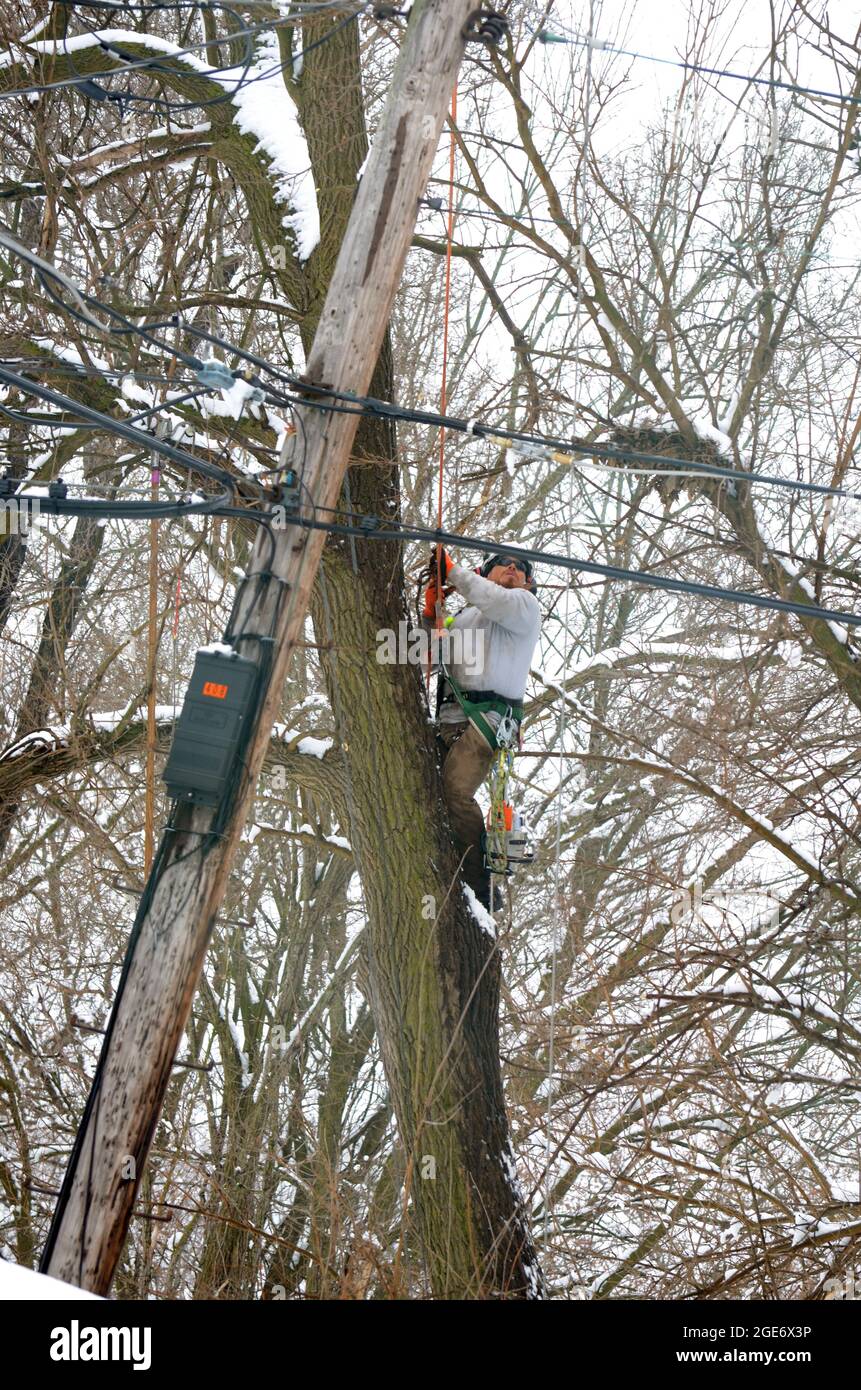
left=308, top=528, right=542, bottom=1295
left=292, top=8, right=543, bottom=1299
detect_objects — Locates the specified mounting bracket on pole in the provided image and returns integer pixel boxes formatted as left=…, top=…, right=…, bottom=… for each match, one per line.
left=462, top=9, right=507, bottom=44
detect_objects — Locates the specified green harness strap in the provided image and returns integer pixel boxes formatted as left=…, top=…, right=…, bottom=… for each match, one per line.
left=440, top=665, right=523, bottom=751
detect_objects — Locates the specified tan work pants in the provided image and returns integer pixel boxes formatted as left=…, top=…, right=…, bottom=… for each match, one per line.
left=438, top=721, right=494, bottom=896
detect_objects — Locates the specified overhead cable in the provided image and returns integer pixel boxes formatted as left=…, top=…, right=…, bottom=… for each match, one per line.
left=1, top=3, right=367, bottom=106
left=536, top=22, right=861, bottom=108
left=6, top=235, right=861, bottom=511
left=0, top=363, right=256, bottom=495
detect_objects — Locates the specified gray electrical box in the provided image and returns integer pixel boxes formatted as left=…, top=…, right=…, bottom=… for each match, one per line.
left=162, top=647, right=259, bottom=806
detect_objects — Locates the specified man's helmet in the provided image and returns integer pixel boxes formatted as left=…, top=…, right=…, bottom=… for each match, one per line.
left=480, top=552, right=536, bottom=590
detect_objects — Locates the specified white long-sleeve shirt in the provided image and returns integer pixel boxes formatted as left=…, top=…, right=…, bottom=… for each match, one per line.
left=436, top=564, right=541, bottom=724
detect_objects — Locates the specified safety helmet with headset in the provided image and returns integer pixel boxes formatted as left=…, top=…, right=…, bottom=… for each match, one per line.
left=480, top=552, right=537, bottom=593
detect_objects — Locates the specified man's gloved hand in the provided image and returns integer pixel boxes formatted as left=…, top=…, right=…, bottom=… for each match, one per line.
left=421, top=547, right=456, bottom=620
left=422, top=575, right=453, bottom=619
left=430, top=545, right=455, bottom=582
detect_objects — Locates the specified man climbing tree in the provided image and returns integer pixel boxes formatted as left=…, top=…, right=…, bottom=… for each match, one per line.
left=421, top=548, right=541, bottom=910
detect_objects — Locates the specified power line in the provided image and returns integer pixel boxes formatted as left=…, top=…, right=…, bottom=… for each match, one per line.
left=5, top=14, right=264, bottom=101
left=7, top=488, right=236, bottom=520
left=264, top=382, right=861, bottom=508
left=10, top=486, right=861, bottom=628
left=1, top=339, right=855, bottom=625
left=7, top=316, right=861, bottom=512
left=37, top=252, right=836, bottom=508
left=0, top=360, right=197, bottom=387
left=6, top=232, right=859, bottom=631
left=288, top=509, right=861, bottom=629
left=535, top=23, right=861, bottom=108
left=6, top=237, right=861, bottom=515
left=19, top=237, right=840, bottom=511
left=54, top=3, right=256, bottom=114
left=0, top=362, right=259, bottom=496
left=51, top=1, right=362, bottom=11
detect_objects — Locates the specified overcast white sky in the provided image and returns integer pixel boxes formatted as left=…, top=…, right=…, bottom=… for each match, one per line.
left=546, top=0, right=861, bottom=109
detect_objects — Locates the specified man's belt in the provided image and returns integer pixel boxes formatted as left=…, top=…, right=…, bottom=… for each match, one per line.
left=440, top=686, right=522, bottom=709
left=439, top=669, right=524, bottom=749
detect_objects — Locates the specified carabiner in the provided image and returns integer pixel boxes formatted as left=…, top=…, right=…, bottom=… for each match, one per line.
left=495, top=708, right=518, bottom=749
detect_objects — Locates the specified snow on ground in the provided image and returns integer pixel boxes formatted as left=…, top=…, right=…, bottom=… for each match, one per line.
left=0, top=1259, right=102, bottom=1300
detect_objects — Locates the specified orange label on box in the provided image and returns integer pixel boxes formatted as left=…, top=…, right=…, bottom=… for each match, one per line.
left=202, top=681, right=228, bottom=699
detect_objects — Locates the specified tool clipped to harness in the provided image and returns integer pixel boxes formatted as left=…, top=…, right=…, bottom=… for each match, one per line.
left=484, top=749, right=535, bottom=876
left=494, top=708, right=520, bottom=749
left=484, top=804, right=536, bottom=876
left=503, top=809, right=536, bottom=868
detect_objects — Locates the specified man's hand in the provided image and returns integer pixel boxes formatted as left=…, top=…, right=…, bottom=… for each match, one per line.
left=420, top=547, right=456, bottom=618
left=420, top=548, right=468, bottom=619
left=430, top=545, right=455, bottom=582
left=422, top=576, right=453, bottom=619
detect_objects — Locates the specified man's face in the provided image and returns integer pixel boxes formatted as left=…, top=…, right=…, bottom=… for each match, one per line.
left=487, top=556, right=529, bottom=588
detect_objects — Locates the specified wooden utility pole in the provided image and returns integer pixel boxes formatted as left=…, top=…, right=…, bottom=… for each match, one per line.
left=41, top=0, right=480, bottom=1293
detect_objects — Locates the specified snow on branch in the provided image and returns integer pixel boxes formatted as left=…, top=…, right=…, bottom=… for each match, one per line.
left=22, top=29, right=320, bottom=260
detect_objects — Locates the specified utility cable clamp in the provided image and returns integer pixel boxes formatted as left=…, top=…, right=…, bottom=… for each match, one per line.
left=462, top=10, right=508, bottom=45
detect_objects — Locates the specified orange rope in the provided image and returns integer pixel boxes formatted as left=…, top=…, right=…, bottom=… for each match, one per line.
left=438, top=85, right=457, bottom=550
left=429, top=85, right=458, bottom=688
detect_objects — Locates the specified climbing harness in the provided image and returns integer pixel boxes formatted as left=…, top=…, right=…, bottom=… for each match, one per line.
left=484, top=742, right=535, bottom=877
left=439, top=661, right=523, bottom=752
left=437, top=662, right=534, bottom=876
left=435, top=658, right=533, bottom=881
